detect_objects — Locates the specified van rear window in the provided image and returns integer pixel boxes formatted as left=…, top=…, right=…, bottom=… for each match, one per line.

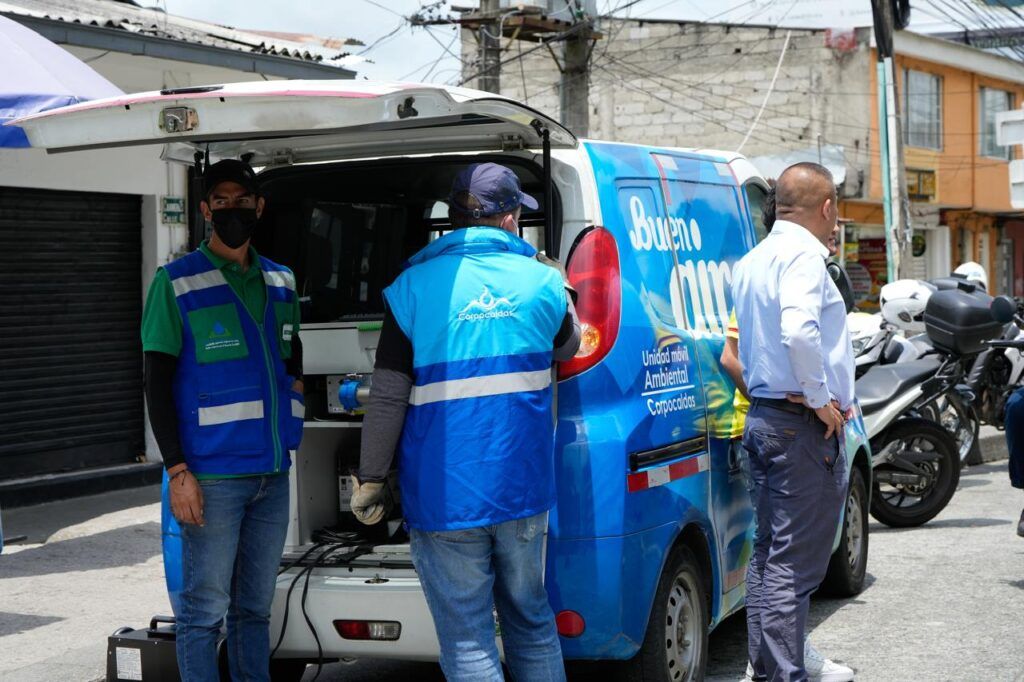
left=302, top=202, right=410, bottom=322
left=251, top=157, right=557, bottom=325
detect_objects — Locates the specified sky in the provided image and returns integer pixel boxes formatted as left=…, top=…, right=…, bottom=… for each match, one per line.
left=160, top=1, right=1017, bottom=83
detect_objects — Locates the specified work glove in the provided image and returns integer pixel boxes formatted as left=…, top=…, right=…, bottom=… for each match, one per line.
left=350, top=476, right=388, bottom=525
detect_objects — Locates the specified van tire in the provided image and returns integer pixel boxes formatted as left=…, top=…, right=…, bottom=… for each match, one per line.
left=819, top=466, right=869, bottom=596
left=623, top=545, right=708, bottom=682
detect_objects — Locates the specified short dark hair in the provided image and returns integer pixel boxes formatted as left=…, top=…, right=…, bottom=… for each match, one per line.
left=763, top=179, right=776, bottom=232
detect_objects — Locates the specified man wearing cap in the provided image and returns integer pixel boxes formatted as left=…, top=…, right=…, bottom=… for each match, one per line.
left=351, top=162, right=579, bottom=681
left=141, top=159, right=304, bottom=681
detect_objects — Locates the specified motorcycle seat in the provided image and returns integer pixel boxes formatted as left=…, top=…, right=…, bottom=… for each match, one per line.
left=855, top=356, right=944, bottom=416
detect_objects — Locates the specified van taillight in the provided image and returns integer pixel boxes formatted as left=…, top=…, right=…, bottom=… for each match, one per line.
left=333, top=619, right=402, bottom=641
left=557, top=227, right=620, bottom=381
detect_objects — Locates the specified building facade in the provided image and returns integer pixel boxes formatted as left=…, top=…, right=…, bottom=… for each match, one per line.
left=462, top=19, right=1024, bottom=302
left=0, top=0, right=357, bottom=494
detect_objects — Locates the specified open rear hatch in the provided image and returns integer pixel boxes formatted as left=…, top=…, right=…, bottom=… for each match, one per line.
left=10, top=79, right=576, bottom=163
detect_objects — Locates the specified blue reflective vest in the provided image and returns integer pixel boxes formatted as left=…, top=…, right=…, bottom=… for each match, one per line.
left=385, top=227, right=567, bottom=531
left=163, top=249, right=303, bottom=476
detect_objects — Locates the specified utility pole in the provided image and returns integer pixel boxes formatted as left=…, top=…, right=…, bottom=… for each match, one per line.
left=418, top=1, right=601, bottom=126
left=560, top=5, right=593, bottom=137
left=479, top=0, right=501, bottom=93
left=871, top=0, right=912, bottom=282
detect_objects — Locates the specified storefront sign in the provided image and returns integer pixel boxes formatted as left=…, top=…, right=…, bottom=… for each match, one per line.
left=857, top=238, right=888, bottom=310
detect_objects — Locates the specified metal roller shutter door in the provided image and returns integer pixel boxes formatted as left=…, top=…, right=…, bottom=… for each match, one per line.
left=0, top=186, right=143, bottom=480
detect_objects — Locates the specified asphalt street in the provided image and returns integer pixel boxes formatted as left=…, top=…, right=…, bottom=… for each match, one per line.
left=2, top=459, right=1024, bottom=682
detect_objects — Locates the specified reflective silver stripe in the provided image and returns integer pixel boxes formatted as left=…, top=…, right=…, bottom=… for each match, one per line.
left=263, top=269, right=295, bottom=291
left=409, top=369, right=552, bottom=407
left=198, top=400, right=264, bottom=426
left=171, top=269, right=229, bottom=297
left=291, top=398, right=305, bottom=419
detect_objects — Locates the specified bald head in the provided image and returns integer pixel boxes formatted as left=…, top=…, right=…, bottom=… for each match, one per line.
left=774, top=162, right=838, bottom=247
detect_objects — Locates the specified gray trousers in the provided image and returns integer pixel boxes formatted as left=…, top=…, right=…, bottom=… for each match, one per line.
left=742, top=402, right=848, bottom=682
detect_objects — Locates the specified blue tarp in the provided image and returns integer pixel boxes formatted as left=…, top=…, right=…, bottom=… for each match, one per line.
left=0, top=15, right=122, bottom=147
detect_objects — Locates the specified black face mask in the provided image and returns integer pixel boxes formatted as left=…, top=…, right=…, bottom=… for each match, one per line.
left=210, top=207, right=258, bottom=249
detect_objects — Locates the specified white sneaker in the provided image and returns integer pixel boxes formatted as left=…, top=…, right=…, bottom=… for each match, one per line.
left=741, top=641, right=854, bottom=682
left=804, top=640, right=855, bottom=682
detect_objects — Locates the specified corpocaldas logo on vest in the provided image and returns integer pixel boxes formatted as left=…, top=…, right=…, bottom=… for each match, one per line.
left=458, top=286, right=516, bottom=322
left=204, top=320, right=241, bottom=352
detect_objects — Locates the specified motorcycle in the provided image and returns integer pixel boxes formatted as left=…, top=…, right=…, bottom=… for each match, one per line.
left=966, top=296, right=1024, bottom=431
left=849, top=280, right=980, bottom=465
left=855, top=290, right=1016, bottom=527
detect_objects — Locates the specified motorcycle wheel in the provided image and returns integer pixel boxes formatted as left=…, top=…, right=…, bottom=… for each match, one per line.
left=870, top=418, right=960, bottom=528
left=921, top=396, right=980, bottom=467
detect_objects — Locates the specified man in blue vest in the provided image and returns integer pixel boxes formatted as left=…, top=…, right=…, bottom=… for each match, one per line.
left=141, top=159, right=304, bottom=681
left=352, top=162, right=580, bottom=681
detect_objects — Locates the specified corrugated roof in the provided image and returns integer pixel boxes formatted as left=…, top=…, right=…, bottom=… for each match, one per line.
left=0, top=0, right=363, bottom=67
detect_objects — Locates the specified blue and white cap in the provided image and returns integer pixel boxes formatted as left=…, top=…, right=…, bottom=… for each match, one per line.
left=448, top=162, right=538, bottom=217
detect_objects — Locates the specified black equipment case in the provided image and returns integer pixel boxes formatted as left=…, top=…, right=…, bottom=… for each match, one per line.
left=106, top=616, right=180, bottom=682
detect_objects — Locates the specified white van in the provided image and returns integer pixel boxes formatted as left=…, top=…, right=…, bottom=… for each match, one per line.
left=15, top=80, right=871, bottom=682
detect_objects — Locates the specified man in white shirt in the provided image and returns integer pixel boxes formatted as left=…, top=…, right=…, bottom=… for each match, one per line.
left=732, top=162, right=855, bottom=682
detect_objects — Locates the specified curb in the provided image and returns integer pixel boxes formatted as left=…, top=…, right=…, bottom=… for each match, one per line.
left=977, top=426, right=1008, bottom=464
left=0, top=462, right=163, bottom=509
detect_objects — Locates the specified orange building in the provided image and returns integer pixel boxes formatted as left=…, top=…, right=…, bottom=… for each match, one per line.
left=840, top=31, right=1024, bottom=301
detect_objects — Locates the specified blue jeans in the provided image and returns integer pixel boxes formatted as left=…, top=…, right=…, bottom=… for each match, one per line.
left=1006, top=388, right=1024, bottom=489
left=176, top=474, right=290, bottom=682
left=410, top=512, right=566, bottom=682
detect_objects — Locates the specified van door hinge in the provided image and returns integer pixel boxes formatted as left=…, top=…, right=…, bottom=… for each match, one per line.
left=500, top=134, right=525, bottom=152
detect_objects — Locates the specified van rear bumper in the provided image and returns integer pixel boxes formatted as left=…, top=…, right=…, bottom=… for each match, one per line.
left=269, top=569, right=441, bottom=661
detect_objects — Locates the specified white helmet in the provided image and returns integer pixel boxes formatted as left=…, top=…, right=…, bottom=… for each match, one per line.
left=879, top=279, right=936, bottom=332
left=954, top=261, right=988, bottom=291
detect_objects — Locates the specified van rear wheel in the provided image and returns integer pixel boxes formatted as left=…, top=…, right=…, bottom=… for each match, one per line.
left=623, top=546, right=708, bottom=682
left=819, top=465, right=869, bottom=596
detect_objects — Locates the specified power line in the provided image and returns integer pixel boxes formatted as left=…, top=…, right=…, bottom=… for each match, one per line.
left=400, top=28, right=459, bottom=80
left=737, top=29, right=792, bottom=152
left=596, top=59, right=1013, bottom=169
left=360, top=0, right=408, bottom=19
left=358, top=21, right=406, bottom=56
left=603, top=47, right=1013, bottom=141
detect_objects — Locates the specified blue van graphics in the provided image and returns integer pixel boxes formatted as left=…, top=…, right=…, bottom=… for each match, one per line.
left=544, top=142, right=760, bottom=658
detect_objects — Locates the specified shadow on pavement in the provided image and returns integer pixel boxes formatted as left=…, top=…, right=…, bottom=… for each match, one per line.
left=0, top=611, right=64, bottom=637
left=2, top=485, right=161, bottom=544
left=869, top=517, right=1009, bottom=533
left=0, top=522, right=161, bottom=579
left=703, top=575, right=870, bottom=679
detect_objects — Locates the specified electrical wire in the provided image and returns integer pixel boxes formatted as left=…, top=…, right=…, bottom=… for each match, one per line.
left=270, top=537, right=375, bottom=680
left=400, top=28, right=460, bottom=80
left=358, top=21, right=406, bottom=56
left=595, top=59, right=1014, bottom=169
left=737, top=29, right=791, bottom=153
